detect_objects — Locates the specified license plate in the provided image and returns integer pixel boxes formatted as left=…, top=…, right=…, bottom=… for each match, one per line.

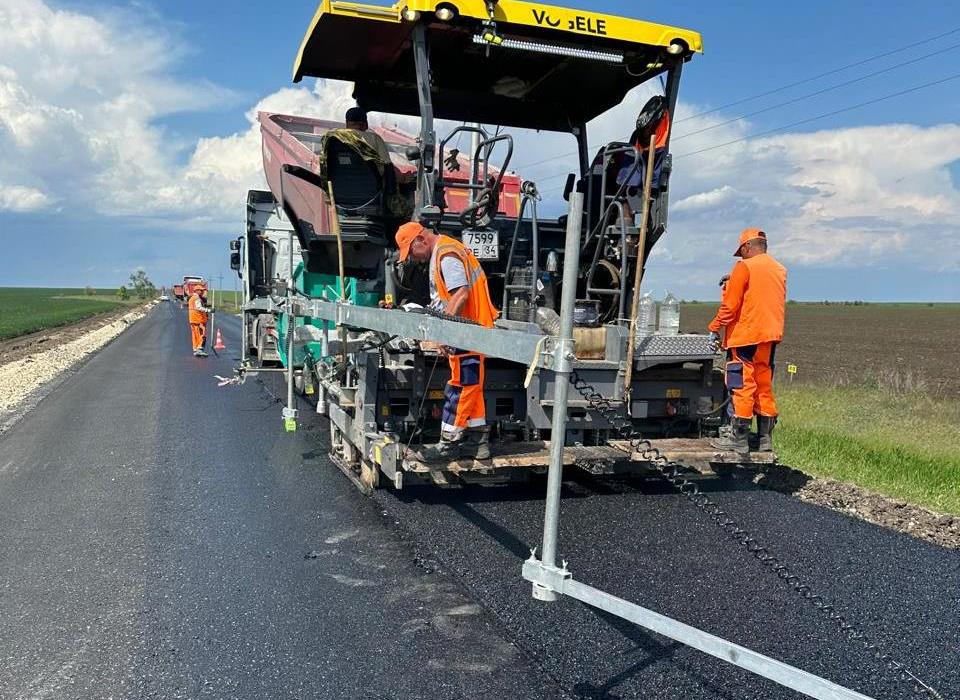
left=464, top=230, right=499, bottom=260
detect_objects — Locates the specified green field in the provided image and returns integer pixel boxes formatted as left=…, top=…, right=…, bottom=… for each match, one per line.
left=776, top=386, right=960, bottom=514
left=209, top=289, right=243, bottom=314
left=681, top=302, right=960, bottom=515
left=0, top=287, right=142, bottom=340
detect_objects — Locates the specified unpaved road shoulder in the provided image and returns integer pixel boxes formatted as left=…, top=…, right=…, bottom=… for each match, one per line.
left=755, top=464, right=960, bottom=549
left=0, top=302, right=153, bottom=432
left=0, top=302, right=153, bottom=365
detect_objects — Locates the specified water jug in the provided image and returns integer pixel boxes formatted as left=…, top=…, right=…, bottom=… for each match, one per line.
left=635, top=292, right=655, bottom=340
left=658, top=291, right=680, bottom=335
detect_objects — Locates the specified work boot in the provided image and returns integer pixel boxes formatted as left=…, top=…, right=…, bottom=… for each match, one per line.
left=407, top=432, right=462, bottom=462
left=711, top=417, right=751, bottom=455
left=757, top=415, right=777, bottom=452
left=196, top=349, right=209, bottom=357
left=461, top=426, right=491, bottom=460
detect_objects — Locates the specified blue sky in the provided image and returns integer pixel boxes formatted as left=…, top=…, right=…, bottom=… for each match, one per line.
left=2, top=0, right=959, bottom=301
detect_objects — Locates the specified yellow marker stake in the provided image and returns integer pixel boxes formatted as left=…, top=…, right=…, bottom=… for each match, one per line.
left=284, top=417, right=297, bottom=432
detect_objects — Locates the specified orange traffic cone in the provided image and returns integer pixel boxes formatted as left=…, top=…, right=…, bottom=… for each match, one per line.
left=214, top=328, right=226, bottom=351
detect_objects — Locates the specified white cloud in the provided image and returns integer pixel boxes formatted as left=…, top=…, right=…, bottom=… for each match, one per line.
left=674, top=185, right=738, bottom=212
left=0, top=0, right=241, bottom=226
left=0, top=184, right=50, bottom=211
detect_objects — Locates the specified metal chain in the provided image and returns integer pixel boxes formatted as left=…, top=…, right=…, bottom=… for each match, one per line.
left=569, top=369, right=943, bottom=700
left=422, top=305, right=482, bottom=325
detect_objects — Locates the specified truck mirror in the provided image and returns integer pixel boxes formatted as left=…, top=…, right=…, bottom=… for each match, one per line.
left=562, top=173, right=575, bottom=201
left=229, top=239, right=241, bottom=251
left=405, top=146, right=421, bottom=161
left=229, top=252, right=241, bottom=271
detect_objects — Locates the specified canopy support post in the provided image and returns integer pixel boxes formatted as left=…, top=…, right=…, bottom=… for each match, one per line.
left=411, top=22, right=437, bottom=217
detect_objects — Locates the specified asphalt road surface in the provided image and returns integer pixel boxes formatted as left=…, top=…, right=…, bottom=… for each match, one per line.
left=1, top=304, right=957, bottom=700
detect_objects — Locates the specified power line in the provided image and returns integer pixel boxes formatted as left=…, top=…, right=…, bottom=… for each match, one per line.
left=512, top=26, right=960, bottom=173
left=672, top=41, right=960, bottom=142
left=527, top=70, right=960, bottom=184
left=675, top=25, right=960, bottom=123
left=675, top=71, right=960, bottom=159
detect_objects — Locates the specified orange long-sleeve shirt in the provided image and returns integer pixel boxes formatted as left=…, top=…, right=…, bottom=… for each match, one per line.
left=708, top=253, right=787, bottom=348
left=188, top=293, right=211, bottom=325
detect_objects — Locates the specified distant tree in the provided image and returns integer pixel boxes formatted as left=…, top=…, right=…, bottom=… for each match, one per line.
left=129, top=269, right=156, bottom=299
left=84, top=285, right=96, bottom=296
left=117, top=286, right=129, bottom=300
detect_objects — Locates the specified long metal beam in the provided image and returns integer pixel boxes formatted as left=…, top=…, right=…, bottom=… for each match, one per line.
left=301, top=298, right=551, bottom=367
left=521, top=558, right=874, bottom=700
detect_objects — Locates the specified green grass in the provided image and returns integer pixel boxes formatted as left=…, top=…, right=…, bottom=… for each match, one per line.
left=0, top=287, right=143, bottom=340
left=775, top=385, right=960, bottom=515
left=680, top=302, right=960, bottom=514
left=210, top=289, right=242, bottom=314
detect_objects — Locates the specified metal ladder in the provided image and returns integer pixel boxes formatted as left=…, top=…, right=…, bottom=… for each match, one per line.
left=583, top=143, right=642, bottom=324
left=501, top=181, right=541, bottom=323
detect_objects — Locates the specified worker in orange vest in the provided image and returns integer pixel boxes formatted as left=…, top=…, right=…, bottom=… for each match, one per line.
left=708, top=229, right=787, bottom=454
left=395, top=221, right=499, bottom=460
left=187, top=285, right=213, bottom=357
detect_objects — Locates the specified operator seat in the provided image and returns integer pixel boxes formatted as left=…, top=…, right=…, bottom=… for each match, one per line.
left=325, top=137, right=387, bottom=231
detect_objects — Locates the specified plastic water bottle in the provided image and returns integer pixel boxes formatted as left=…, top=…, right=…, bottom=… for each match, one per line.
left=659, top=291, right=680, bottom=335
left=535, top=306, right=562, bottom=336
left=635, top=292, right=655, bottom=340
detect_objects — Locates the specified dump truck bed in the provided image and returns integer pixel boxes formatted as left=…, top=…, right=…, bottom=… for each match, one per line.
left=258, top=111, right=521, bottom=221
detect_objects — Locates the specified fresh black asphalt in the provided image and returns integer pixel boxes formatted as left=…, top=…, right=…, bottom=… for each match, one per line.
left=1, top=304, right=957, bottom=699
left=0, top=305, right=562, bottom=699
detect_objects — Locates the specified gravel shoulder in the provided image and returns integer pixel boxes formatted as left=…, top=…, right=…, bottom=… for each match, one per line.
left=0, top=302, right=154, bottom=434
left=755, top=463, right=960, bottom=549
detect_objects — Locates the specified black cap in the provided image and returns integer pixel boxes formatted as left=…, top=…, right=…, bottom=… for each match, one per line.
left=345, top=107, right=367, bottom=123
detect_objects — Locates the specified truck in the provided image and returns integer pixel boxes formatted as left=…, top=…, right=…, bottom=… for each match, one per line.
left=182, top=276, right=206, bottom=298
left=172, top=284, right=185, bottom=301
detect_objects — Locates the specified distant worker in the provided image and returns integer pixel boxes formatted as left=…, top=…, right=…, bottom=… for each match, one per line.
left=395, top=222, right=499, bottom=460
left=344, top=106, right=392, bottom=164
left=188, top=284, right=214, bottom=357
left=708, top=229, right=787, bottom=454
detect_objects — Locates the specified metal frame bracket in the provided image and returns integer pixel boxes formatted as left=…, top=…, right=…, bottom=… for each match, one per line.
left=522, top=553, right=571, bottom=598
left=551, top=337, right=575, bottom=373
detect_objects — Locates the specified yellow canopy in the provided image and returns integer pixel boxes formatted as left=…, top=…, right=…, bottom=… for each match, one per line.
left=293, top=0, right=702, bottom=131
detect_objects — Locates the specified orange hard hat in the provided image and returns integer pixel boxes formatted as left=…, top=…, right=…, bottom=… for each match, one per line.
left=395, top=221, right=426, bottom=262
left=734, top=228, right=766, bottom=256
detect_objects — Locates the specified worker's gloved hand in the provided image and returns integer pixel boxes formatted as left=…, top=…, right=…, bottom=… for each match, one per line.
left=708, top=331, right=722, bottom=352
left=718, top=274, right=730, bottom=287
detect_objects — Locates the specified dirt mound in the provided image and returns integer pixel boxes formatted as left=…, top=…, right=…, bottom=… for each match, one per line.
left=755, top=464, right=960, bottom=550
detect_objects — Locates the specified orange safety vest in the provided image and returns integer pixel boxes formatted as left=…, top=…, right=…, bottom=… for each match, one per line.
left=188, top=293, right=208, bottom=325
left=632, top=109, right=670, bottom=150
left=708, top=253, right=786, bottom=348
left=432, top=235, right=499, bottom=329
